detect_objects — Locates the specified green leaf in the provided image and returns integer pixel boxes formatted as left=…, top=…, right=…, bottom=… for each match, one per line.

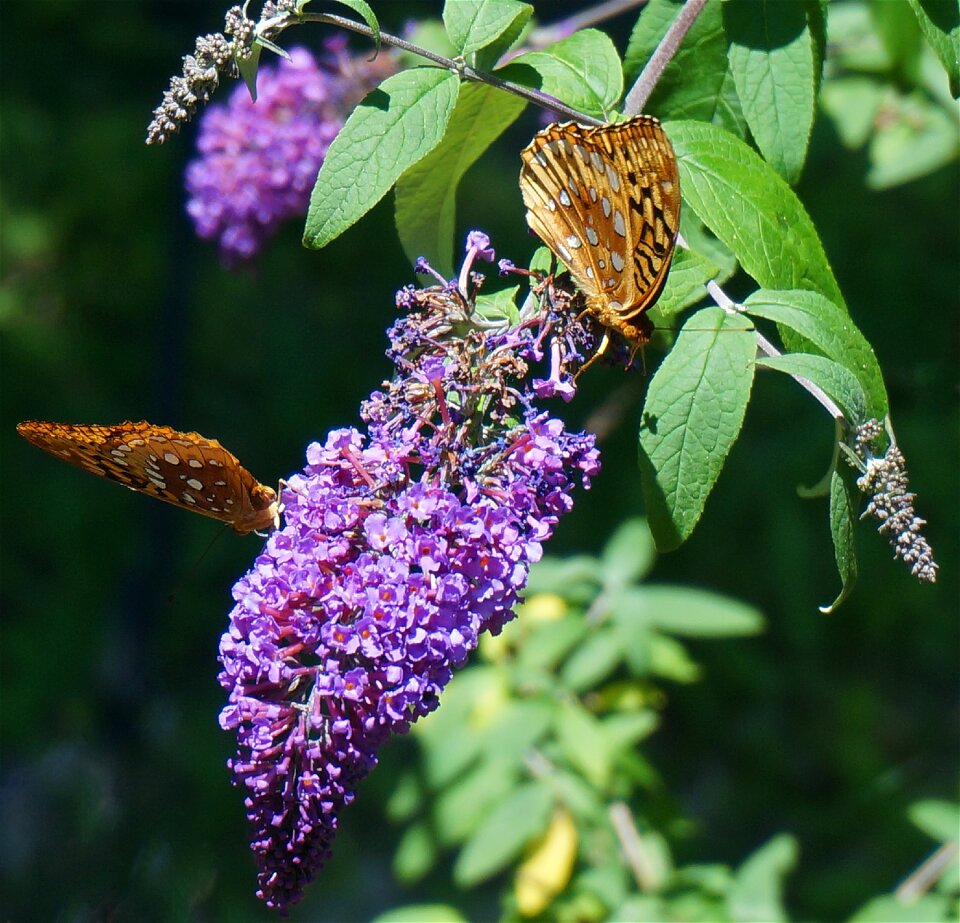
left=392, top=822, right=438, bottom=883
left=526, top=555, right=602, bottom=602
left=648, top=246, right=719, bottom=321
left=560, top=627, right=625, bottom=693
left=907, top=0, right=960, bottom=96
left=757, top=354, right=868, bottom=425
left=515, top=615, right=591, bottom=672
left=475, top=285, right=521, bottom=326
left=612, top=604, right=654, bottom=676
left=385, top=771, right=423, bottom=822
left=603, top=711, right=659, bottom=749
left=867, top=93, right=960, bottom=189
left=555, top=701, right=614, bottom=788
left=908, top=799, right=960, bottom=843
left=666, top=120, right=846, bottom=310
left=236, top=44, right=264, bottom=101
left=648, top=633, right=701, bottom=683
left=373, top=905, right=468, bottom=923
left=395, top=82, right=526, bottom=275
left=638, top=308, right=756, bottom=550
left=727, top=834, right=798, bottom=923
left=443, top=0, right=529, bottom=57
left=744, top=289, right=887, bottom=417
left=820, top=77, right=886, bottom=149
left=828, top=2, right=896, bottom=71
left=807, top=0, right=828, bottom=95
left=624, top=0, right=746, bottom=136
left=401, top=18, right=458, bottom=63
left=617, top=586, right=765, bottom=637
left=326, top=0, right=381, bottom=52
left=870, top=0, right=925, bottom=75
left=600, top=517, right=656, bottom=588
left=507, top=30, right=624, bottom=119
left=822, top=463, right=860, bottom=614
left=725, top=0, right=817, bottom=183
left=612, top=896, right=673, bottom=921
left=680, top=213, right=739, bottom=282
left=849, top=894, right=953, bottom=923
left=481, top=699, right=556, bottom=765
left=433, top=760, right=519, bottom=845
left=304, top=69, right=460, bottom=249
left=443, top=0, right=532, bottom=70
left=416, top=667, right=494, bottom=786
left=454, top=781, right=554, bottom=885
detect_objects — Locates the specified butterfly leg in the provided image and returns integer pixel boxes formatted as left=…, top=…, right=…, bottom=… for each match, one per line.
left=575, top=332, right=613, bottom=379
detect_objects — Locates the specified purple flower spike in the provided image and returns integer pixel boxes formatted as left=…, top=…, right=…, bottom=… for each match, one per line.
left=220, top=235, right=599, bottom=910
left=186, top=43, right=397, bottom=263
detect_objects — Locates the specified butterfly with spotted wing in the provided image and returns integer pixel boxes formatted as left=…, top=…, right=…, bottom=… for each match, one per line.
left=17, top=420, right=279, bottom=534
left=519, top=115, right=681, bottom=363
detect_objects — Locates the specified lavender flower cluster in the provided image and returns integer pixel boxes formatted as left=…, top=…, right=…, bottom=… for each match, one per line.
left=186, top=42, right=396, bottom=262
left=218, top=235, right=599, bottom=910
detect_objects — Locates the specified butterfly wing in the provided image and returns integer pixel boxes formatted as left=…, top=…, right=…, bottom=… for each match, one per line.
left=17, top=420, right=278, bottom=534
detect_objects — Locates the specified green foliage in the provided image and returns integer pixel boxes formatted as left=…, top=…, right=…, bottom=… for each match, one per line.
left=726, top=833, right=797, bottom=923
left=391, top=520, right=770, bottom=918
left=304, top=68, right=460, bottom=248
left=394, top=82, right=526, bottom=275
left=443, top=0, right=532, bottom=71
left=650, top=246, right=721, bottom=320
left=744, top=290, right=887, bottom=417
left=824, top=462, right=861, bottom=613
left=820, top=0, right=959, bottom=188
left=758, top=354, right=868, bottom=425
left=638, top=309, right=756, bottom=550
left=668, top=119, right=845, bottom=310
left=624, top=0, right=747, bottom=135
left=323, top=0, right=381, bottom=47
left=908, top=799, right=960, bottom=844
left=507, top=29, right=625, bottom=119
left=725, top=0, right=820, bottom=184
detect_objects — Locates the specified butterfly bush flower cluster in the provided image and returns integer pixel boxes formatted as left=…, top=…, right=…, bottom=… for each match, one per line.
left=219, top=233, right=599, bottom=910
left=185, top=41, right=397, bottom=262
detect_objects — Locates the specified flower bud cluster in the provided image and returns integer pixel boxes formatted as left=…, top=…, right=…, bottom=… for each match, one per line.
left=849, top=419, right=938, bottom=583
left=146, top=4, right=259, bottom=145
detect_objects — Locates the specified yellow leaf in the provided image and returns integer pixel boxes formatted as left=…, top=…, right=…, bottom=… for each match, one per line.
left=515, top=807, right=578, bottom=917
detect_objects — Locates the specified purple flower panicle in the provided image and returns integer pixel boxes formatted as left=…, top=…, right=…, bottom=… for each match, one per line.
left=186, top=42, right=396, bottom=262
left=219, top=237, right=598, bottom=910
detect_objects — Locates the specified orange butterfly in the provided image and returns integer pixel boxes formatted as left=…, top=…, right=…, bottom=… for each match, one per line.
left=519, top=115, right=681, bottom=359
left=17, top=420, right=279, bottom=534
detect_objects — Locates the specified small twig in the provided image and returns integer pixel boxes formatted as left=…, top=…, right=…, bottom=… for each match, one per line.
left=623, top=0, right=710, bottom=115
left=896, top=841, right=959, bottom=903
left=295, top=13, right=601, bottom=125
left=608, top=802, right=659, bottom=892
left=705, top=280, right=845, bottom=422
left=529, top=0, right=649, bottom=48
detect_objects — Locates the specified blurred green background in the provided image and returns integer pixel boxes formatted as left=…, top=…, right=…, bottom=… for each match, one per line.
left=1, top=2, right=956, bottom=921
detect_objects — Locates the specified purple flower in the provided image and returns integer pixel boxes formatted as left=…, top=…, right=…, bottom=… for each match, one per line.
left=219, top=234, right=600, bottom=910
left=186, top=42, right=397, bottom=263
